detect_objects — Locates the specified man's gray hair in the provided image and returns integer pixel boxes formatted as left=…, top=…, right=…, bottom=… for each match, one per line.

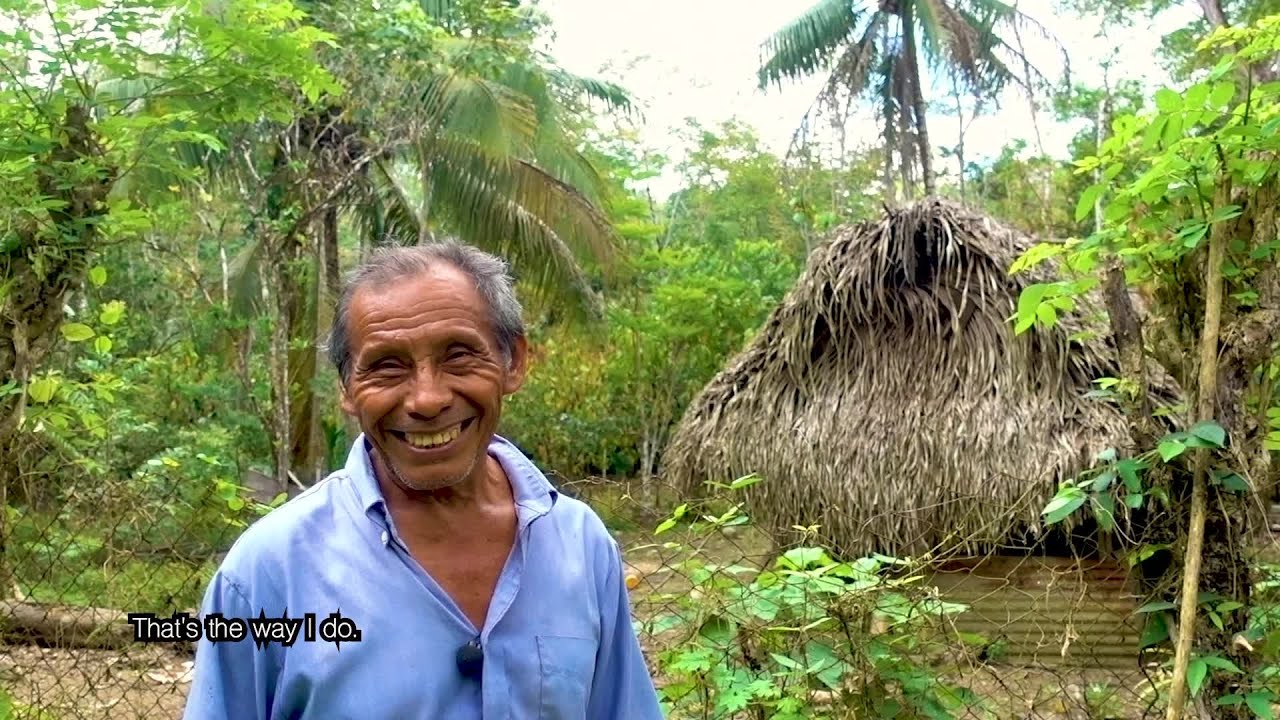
left=327, top=241, right=525, bottom=385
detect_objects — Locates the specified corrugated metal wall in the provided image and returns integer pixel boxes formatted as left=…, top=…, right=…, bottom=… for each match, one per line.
left=925, top=555, right=1142, bottom=670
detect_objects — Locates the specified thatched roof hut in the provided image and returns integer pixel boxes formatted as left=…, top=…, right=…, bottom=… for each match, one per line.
left=662, top=199, right=1180, bottom=560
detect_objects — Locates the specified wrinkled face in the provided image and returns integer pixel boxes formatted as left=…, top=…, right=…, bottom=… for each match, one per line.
left=340, top=264, right=526, bottom=493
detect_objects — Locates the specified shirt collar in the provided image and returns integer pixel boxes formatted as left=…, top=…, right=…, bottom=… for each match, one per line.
left=345, top=433, right=558, bottom=528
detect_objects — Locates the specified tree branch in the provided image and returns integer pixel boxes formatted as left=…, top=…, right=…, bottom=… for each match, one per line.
left=1166, top=171, right=1231, bottom=720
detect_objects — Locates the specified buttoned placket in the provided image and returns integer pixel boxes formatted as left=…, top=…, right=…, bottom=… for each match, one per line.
left=367, top=499, right=547, bottom=719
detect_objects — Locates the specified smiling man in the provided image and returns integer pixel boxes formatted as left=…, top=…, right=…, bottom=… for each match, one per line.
left=184, top=242, right=665, bottom=720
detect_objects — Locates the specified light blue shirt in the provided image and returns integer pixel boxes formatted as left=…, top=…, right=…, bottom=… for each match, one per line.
left=184, top=435, right=664, bottom=720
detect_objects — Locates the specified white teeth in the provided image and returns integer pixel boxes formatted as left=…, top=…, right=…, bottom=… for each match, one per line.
left=404, top=424, right=461, bottom=448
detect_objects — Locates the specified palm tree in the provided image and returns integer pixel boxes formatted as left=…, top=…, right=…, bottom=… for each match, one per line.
left=232, top=2, right=634, bottom=487
left=758, top=0, right=1062, bottom=197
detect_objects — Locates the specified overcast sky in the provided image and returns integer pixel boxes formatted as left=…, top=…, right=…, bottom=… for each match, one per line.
left=535, top=0, right=1200, bottom=195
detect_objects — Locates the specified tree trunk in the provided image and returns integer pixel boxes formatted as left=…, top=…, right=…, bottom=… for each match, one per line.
left=285, top=230, right=318, bottom=487
left=900, top=1, right=935, bottom=196
left=266, top=262, right=292, bottom=493
left=0, top=600, right=136, bottom=650
left=953, top=78, right=967, bottom=202
left=1165, top=175, right=1249, bottom=720
left=0, top=105, right=114, bottom=599
left=323, top=205, right=341, bottom=298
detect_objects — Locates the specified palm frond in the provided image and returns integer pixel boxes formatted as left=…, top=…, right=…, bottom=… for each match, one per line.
left=547, top=68, right=635, bottom=115
left=758, top=0, right=864, bottom=89
left=427, top=145, right=611, bottom=320
left=226, top=236, right=267, bottom=318
left=442, top=133, right=617, bottom=270
left=420, top=71, right=539, bottom=159
left=913, top=0, right=950, bottom=69
left=962, top=0, right=1067, bottom=92
left=820, top=11, right=888, bottom=101
left=951, top=6, right=1033, bottom=95
left=878, top=44, right=900, bottom=161
left=418, top=0, right=460, bottom=22
left=367, top=158, right=423, bottom=245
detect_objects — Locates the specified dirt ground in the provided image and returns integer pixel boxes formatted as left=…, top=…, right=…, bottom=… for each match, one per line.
left=1, top=644, right=191, bottom=720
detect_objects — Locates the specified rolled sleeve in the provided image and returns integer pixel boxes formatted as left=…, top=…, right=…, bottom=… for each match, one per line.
left=587, top=540, right=665, bottom=719
left=183, top=571, right=278, bottom=720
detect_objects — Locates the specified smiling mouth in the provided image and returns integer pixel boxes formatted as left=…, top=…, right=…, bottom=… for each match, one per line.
left=391, top=418, right=474, bottom=450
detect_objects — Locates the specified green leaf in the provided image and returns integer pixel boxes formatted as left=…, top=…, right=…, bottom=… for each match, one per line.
left=1136, top=600, right=1176, bottom=613
left=1185, top=82, right=1210, bottom=108
left=1162, top=114, right=1184, bottom=147
left=1179, top=222, right=1209, bottom=248
left=780, top=547, right=831, bottom=570
left=1142, top=117, right=1169, bottom=150
left=1158, top=439, right=1186, bottom=462
left=60, top=323, right=95, bottom=342
left=1140, top=612, right=1170, bottom=648
left=99, top=300, right=126, bottom=326
left=28, top=377, right=58, bottom=404
left=1075, top=184, right=1104, bottom=222
left=1126, top=493, right=1144, bottom=509
left=654, top=518, right=676, bottom=535
left=1091, top=469, right=1117, bottom=492
left=770, top=652, right=802, bottom=671
left=1201, top=655, right=1242, bottom=673
left=1092, top=493, right=1116, bottom=532
left=88, top=265, right=107, bottom=287
left=1188, top=657, right=1208, bottom=697
left=1155, top=88, right=1183, bottom=112
left=1246, top=692, right=1275, bottom=720
left=729, top=473, right=761, bottom=490
left=1118, top=459, right=1144, bottom=492
left=1214, top=471, right=1249, bottom=493
left=1209, top=56, right=1234, bottom=80
left=1189, top=421, right=1226, bottom=448
left=1043, top=487, right=1087, bottom=524
left=1210, top=205, right=1243, bottom=224
left=697, top=616, right=735, bottom=647
left=94, top=336, right=113, bottom=354
left=1015, top=284, right=1052, bottom=333
left=1036, top=303, right=1057, bottom=327
left=1209, top=81, right=1236, bottom=109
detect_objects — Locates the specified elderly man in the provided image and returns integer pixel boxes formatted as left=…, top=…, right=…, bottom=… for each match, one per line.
left=184, top=242, right=665, bottom=719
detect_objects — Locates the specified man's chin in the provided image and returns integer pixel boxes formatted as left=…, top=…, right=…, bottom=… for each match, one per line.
left=381, top=452, right=481, bottom=494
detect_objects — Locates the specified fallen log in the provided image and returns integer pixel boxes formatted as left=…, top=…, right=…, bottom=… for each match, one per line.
left=0, top=600, right=135, bottom=650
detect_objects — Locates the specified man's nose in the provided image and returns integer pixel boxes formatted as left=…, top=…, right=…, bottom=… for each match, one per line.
left=405, top=366, right=451, bottom=418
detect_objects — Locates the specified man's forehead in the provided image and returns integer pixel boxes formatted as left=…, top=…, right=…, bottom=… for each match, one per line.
left=347, top=266, right=494, bottom=341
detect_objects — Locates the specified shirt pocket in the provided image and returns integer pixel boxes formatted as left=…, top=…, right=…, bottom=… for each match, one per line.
left=536, top=635, right=598, bottom=720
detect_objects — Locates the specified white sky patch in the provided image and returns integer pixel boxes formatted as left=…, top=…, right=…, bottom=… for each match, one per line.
left=535, top=0, right=1201, bottom=197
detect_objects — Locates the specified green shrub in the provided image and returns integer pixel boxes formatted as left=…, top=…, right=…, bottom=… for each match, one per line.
left=641, top=477, right=985, bottom=720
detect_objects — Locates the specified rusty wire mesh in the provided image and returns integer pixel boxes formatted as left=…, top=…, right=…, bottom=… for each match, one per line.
left=4, top=463, right=1279, bottom=719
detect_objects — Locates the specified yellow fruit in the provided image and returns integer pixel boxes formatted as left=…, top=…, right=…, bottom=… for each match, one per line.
left=625, top=574, right=640, bottom=590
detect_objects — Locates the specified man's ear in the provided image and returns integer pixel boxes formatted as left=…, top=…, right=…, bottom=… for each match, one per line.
left=338, top=378, right=356, bottom=416
left=502, top=335, right=529, bottom=395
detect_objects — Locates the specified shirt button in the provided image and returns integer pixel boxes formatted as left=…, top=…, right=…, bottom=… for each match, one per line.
left=380, top=531, right=389, bottom=545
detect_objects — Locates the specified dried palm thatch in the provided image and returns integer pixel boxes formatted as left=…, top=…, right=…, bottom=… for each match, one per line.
left=662, top=198, right=1182, bottom=559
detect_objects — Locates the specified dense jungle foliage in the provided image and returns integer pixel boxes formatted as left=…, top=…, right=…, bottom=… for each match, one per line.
left=5, top=0, right=1280, bottom=717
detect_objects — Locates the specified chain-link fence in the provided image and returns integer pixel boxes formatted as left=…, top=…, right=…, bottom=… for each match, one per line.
left=3, top=467, right=1275, bottom=719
